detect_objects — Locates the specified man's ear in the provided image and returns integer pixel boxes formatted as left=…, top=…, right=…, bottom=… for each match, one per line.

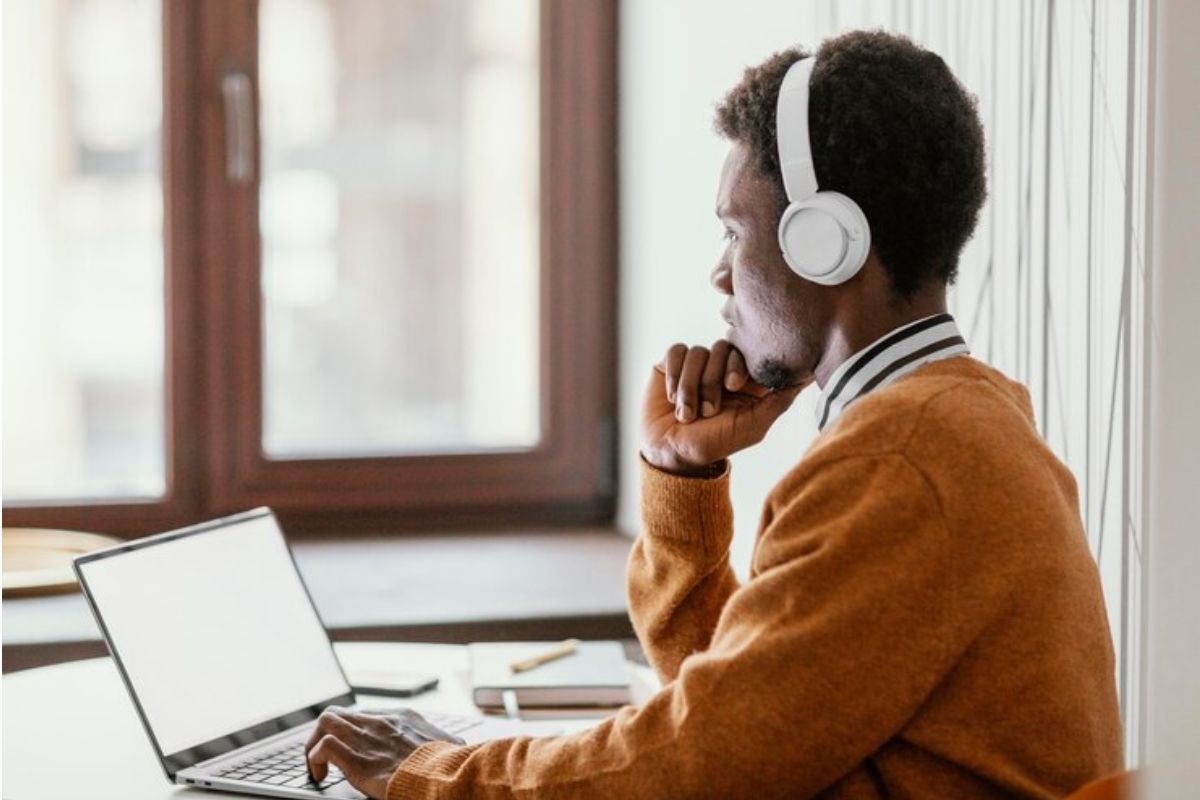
left=843, top=247, right=905, bottom=309
left=860, top=246, right=887, bottom=276
left=863, top=248, right=899, bottom=290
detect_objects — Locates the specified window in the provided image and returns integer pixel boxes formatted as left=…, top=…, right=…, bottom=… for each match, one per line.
left=257, top=0, right=541, bottom=458
left=3, top=0, right=617, bottom=535
left=3, top=0, right=166, bottom=502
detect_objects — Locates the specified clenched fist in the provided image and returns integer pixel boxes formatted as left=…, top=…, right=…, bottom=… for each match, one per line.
left=640, top=340, right=808, bottom=477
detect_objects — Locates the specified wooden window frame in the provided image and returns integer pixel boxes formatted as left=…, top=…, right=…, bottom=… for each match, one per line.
left=4, top=0, right=618, bottom=537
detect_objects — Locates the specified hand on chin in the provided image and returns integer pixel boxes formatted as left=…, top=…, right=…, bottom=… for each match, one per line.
left=640, top=340, right=808, bottom=476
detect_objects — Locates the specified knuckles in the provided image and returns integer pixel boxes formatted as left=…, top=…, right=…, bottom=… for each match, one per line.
left=320, top=706, right=350, bottom=722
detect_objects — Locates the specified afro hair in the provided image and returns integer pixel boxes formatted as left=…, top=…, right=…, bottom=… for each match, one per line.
left=714, top=31, right=987, bottom=299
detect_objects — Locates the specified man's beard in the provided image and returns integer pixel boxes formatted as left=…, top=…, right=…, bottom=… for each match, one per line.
left=754, top=357, right=801, bottom=391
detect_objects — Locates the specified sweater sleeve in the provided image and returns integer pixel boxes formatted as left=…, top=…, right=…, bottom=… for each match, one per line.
left=386, top=453, right=1004, bottom=800
left=625, top=457, right=741, bottom=683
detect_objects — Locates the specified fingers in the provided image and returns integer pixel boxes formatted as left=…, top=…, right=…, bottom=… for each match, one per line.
left=305, top=708, right=363, bottom=754
left=699, top=340, right=732, bottom=418
left=725, top=348, right=748, bottom=391
left=659, top=343, right=687, bottom=403
left=675, top=346, right=710, bottom=422
left=656, top=341, right=751, bottom=423
left=306, top=708, right=367, bottom=782
left=306, top=733, right=352, bottom=783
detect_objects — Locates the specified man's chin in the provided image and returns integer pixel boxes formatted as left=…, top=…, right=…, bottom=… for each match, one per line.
left=752, top=357, right=801, bottom=392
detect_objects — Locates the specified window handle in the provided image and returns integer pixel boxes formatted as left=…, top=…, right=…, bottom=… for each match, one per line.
left=221, top=71, right=255, bottom=185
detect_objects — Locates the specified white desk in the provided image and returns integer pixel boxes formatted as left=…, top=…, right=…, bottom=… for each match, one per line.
left=3, top=642, right=658, bottom=799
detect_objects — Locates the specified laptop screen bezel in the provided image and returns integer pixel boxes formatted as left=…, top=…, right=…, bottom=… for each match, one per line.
left=72, top=507, right=356, bottom=781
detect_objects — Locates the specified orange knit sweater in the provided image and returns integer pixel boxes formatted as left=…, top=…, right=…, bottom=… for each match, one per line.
left=388, top=357, right=1122, bottom=799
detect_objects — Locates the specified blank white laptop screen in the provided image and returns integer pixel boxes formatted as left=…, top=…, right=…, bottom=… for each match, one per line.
left=77, top=513, right=350, bottom=756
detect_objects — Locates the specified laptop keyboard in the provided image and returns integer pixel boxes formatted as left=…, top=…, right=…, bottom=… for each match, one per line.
left=214, top=713, right=482, bottom=789
left=216, top=742, right=342, bottom=790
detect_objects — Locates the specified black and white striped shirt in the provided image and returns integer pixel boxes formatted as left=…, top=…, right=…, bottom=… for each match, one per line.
left=815, top=313, right=969, bottom=432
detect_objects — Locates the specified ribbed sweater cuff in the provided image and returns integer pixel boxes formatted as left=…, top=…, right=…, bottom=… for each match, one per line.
left=639, top=456, right=734, bottom=555
left=386, top=741, right=476, bottom=800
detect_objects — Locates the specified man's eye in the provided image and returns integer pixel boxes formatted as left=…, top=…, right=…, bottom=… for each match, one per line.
left=722, top=229, right=738, bottom=243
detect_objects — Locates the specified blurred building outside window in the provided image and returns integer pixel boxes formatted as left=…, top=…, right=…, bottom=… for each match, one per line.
left=2, top=0, right=541, bottom=503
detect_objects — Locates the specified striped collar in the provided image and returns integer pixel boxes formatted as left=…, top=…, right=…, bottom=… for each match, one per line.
left=815, top=312, right=969, bottom=432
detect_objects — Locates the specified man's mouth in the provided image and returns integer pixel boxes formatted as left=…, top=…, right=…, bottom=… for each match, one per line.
left=721, top=314, right=737, bottom=342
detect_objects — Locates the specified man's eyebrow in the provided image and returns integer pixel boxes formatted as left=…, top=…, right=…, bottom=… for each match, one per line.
left=715, top=202, right=740, bottom=220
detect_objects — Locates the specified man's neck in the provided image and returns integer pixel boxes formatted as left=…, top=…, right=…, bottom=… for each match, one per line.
left=813, top=289, right=949, bottom=390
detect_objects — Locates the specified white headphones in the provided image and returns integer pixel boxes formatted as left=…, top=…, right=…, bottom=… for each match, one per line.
left=776, top=57, right=871, bottom=285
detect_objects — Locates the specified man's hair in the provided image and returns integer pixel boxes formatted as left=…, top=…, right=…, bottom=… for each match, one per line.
left=714, top=31, right=987, bottom=299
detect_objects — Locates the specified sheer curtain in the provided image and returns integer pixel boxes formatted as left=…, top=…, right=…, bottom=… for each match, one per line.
left=803, top=0, right=1153, bottom=763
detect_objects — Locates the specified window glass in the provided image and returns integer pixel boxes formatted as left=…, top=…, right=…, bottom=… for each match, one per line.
left=2, top=0, right=165, bottom=501
left=258, top=0, right=540, bottom=458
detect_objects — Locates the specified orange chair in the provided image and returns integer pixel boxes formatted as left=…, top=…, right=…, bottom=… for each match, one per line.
left=1066, top=770, right=1140, bottom=800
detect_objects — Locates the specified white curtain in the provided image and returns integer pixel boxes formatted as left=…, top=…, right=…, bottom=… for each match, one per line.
left=805, top=0, right=1152, bottom=764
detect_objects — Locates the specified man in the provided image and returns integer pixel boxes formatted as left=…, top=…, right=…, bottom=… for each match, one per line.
left=306, top=31, right=1122, bottom=798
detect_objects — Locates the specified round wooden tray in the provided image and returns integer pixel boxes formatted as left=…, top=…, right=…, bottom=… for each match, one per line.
left=3, top=528, right=122, bottom=597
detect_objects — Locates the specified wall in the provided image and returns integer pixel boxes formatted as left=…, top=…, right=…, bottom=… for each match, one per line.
left=1145, top=0, right=1200, bottom=794
left=617, top=1, right=837, bottom=575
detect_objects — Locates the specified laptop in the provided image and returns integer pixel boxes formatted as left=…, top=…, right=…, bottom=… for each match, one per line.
left=73, top=507, right=538, bottom=799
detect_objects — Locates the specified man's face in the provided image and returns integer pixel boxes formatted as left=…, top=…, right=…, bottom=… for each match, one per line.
left=713, top=144, right=830, bottom=389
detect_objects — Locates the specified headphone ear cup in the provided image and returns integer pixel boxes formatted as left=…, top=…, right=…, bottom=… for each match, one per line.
left=778, top=201, right=846, bottom=280
left=820, top=191, right=871, bottom=283
left=777, top=192, right=871, bottom=286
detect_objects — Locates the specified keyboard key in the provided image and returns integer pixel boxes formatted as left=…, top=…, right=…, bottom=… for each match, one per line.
left=213, top=739, right=329, bottom=786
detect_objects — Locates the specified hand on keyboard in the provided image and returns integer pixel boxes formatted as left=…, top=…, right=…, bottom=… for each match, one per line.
left=305, top=706, right=468, bottom=799
left=217, top=741, right=346, bottom=790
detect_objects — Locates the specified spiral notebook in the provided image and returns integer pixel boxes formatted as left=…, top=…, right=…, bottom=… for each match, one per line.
left=468, top=641, right=632, bottom=709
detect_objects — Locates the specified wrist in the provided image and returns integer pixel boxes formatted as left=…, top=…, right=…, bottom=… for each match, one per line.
left=641, top=451, right=726, bottom=479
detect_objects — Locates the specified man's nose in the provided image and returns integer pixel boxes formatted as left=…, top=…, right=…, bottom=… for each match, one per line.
left=711, top=263, right=733, bottom=295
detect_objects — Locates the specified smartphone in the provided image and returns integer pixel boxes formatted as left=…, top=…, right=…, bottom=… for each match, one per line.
left=350, top=669, right=440, bottom=698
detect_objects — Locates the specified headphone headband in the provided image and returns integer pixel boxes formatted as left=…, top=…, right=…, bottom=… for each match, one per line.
left=774, top=54, right=872, bottom=286
left=776, top=57, right=819, bottom=202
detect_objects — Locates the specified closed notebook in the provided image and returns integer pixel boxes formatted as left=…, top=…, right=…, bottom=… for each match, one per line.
left=469, top=641, right=632, bottom=709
